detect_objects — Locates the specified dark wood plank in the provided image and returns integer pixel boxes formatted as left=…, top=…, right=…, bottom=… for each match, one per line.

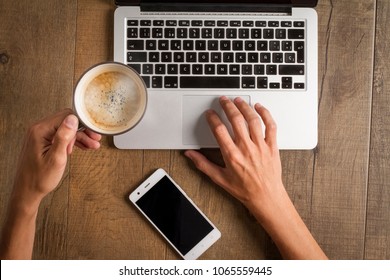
left=0, top=0, right=78, bottom=259
left=365, top=0, right=390, bottom=260
left=310, top=0, right=375, bottom=259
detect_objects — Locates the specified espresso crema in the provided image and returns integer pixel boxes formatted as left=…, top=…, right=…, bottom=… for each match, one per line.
left=83, top=71, right=141, bottom=132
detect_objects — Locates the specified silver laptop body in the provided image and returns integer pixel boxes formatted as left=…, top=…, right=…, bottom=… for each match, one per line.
left=113, top=0, right=318, bottom=149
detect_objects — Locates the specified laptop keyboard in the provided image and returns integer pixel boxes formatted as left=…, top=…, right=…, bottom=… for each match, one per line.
left=126, top=19, right=306, bottom=90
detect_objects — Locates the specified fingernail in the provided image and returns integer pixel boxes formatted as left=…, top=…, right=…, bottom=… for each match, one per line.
left=255, top=103, right=263, bottom=109
left=235, top=97, right=243, bottom=103
left=220, top=96, right=229, bottom=101
left=64, top=115, right=78, bottom=130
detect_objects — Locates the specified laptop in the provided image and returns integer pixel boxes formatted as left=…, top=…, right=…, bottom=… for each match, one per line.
left=113, top=0, right=318, bottom=149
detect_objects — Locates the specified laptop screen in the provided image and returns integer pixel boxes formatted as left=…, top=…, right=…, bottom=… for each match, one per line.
left=116, top=1, right=318, bottom=7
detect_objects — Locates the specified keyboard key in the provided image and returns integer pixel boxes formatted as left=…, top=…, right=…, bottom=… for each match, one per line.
left=179, top=20, right=190, bottom=26
left=288, top=29, right=305, bottom=39
left=214, top=28, right=225, bottom=39
left=155, top=64, right=166, bottom=74
left=294, top=83, right=305, bottom=89
left=152, top=28, right=163, bottom=38
left=223, top=52, right=234, bottom=63
left=230, top=21, right=241, bottom=27
left=229, top=65, right=240, bottom=75
left=243, top=21, right=254, bottom=27
left=269, top=41, right=280, bottom=51
left=177, top=28, right=188, bottom=38
left=245, top=41, right=256, bottom=51
left=220, top=41, right=231, bottom=50
left=168, top=64, right=178, bottom=74
left=281, top=21, right=292, bottom=27
left=268, top=21, right=279, bottom=27
left=127, top=20, right=138, bottom=26
left=282, top=77, right=293, bottom=89
left=275, top=29, right=287, bottom=39
left=145, top=40, right=157, bottom=50
left=165, top=28, right=175, bottom=38
left=272, top=53, right=284, bottom=63
left=294, top=21, right=305, bottom=27
left=127, top=40, right=144, bottom=50
left=266, top=65, right=277, bottom=75
left=205, top=20, right=216, bottom=26
left=254, top=65, right=265, bottom=75
left=127, top=28, right=138, bottom=38
left=195, top=40, right=206, bottom=50
left=198, top=52, right=209, bottom=63
left=251, top=29, right=262, bottom=39
left=141, top=20, right=151, bottom=26
left=149, top=52, right=159, bottom=62
left=180, top=64, right=191, bottom=74
left=128, top=64, right=141, bottom=74
left=217, top=20, right=228, bottom=26
left=142, top=64, right=153, bottom=74
left=202, top=28, right=213, bottom=38
left=141, top=76, right=150, bottom=88
left=158, top=40, right=169, bottom=50
left=257, top=41, right=268, bottom=51
left=189, top=28, right=200, bottom=38
left=140, top=28, right=150, bottom=38
left=161, top=52, right=172, bottom=62
left=242, top=65, right=252, bottom=75
left=208, top=40, right=219, bottom=50
left=173, top=52, right=184, bottom=62
left=255, top=21, right=266, bottom=27
left=239, top=28, right=250, bottom=39
left=235, top=53, right=246, bottom=63
left=279, top=65, right=305, bottom=75
left=153, top=20, right=164, bottom=26
left=164, top=76, right=178, bottom=88
left=282, top=41, right=293, bottom=51
left=285, top=53, right=296, bottom=63
left=294, top=41, right=305, bottom=63
left=233, top=41, right=243, bottom=51
left=217, top=64, right=228, bottom=75
left=205, top=64, right=216, bottom=75
left=127, top=52, right=147, bottom=62
left=191, top=20, right=203, bottom=26
left=263, top=29, right=274, bottom=39
left=270, top=83, right=280, bottom=89
left=260, top=53, right=271, bottom=63
left=186, top=52, right=197, bottom=62
left=227, top=29, right=237, bottom=38
left=192, top=64, right=203, bottom=75
left=152, top=76, right=162, bottom=88
left=242, top=77, right=256, bottom=88
left=166, top=20, right=177, bottom=26
left=257, top=77, right=268, bottom=88
left=248, top=52, right=259, bottom=63
left=180, top=77, right=240, bottom=88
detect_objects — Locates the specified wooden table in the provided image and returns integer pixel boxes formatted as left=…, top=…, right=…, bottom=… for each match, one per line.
left=1, top=0, right=389, bottom=259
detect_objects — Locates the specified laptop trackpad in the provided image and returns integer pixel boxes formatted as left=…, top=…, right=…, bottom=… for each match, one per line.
left=182, top=95, right=250, bottom=147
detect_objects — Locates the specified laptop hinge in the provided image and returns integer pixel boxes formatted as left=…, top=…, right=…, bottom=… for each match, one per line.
left=140, top=3, right=292, bottom=13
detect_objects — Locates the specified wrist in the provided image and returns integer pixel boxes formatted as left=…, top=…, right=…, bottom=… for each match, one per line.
left=10, top=184, right=44, bottom=217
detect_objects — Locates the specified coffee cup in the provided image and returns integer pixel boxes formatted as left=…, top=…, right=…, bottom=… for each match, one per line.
left=73, top=62, right=147, bottom=135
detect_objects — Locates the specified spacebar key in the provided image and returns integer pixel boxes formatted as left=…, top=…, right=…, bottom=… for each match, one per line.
left=180, top=77, right=240, bottom=88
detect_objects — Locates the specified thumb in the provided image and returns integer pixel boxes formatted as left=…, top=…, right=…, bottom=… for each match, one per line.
left=49, top=114, right=78, bottom=160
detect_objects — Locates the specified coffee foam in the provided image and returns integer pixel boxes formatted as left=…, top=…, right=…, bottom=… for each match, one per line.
left=83, top=71, right=142, bottom=132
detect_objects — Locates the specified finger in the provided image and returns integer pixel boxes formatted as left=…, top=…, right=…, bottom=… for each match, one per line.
left=76, top=131, right=101, bottom=150
left=234, top=97, right=264, bottom=146
left=255, top=103, right=278, bottom=149
left=184, top=150, right=228, bottom=187
left=47, top=114, right=78, bottom=165
left=219, top=96, right=251, bottom=142
left=206, top=109, right=237, bottom=156
left=84, top=129, right=102, bottom=141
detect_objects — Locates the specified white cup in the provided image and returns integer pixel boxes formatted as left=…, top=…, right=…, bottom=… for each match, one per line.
left=73, top=62, right=147, bottom=135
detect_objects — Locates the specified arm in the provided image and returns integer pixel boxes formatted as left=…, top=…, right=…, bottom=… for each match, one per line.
left=0, top=109, right=101, bottom=259
left=185, top=96, right=327, bottom=260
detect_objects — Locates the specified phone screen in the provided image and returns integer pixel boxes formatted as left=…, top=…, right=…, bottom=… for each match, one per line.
left=135, top=175, right=214, bottom=255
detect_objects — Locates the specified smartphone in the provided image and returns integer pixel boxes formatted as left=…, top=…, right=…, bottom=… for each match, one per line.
left=129, top=168, right=221, bottom=259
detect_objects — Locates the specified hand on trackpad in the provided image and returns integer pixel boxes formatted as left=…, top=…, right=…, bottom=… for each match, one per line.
left=182, top=95, right=250, bottom=147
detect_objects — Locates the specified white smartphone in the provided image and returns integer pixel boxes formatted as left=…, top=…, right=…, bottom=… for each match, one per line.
left=129, top=168, right=221, bottom=260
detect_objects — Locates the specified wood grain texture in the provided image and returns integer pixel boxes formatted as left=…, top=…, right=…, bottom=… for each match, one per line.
left=0, top=0, right=78, bottom=259
left=311, top=0, right=375, bottom=259
left=1, top=0, right=389, bottom=260
left=365, top=0, right=390, bottom=260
